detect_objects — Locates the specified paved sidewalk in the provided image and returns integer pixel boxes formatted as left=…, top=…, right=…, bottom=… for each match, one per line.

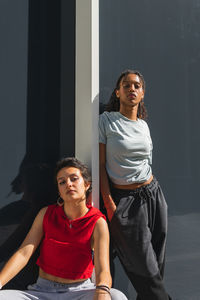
left=114, top=213, right=200, bottom=300
left=164, top=213, right=200, bottom=300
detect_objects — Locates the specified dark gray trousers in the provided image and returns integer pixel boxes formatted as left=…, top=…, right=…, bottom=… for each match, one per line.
left=109, top=177, right=171, bottom=300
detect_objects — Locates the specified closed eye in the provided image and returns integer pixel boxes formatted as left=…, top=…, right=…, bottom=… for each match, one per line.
left=122, top=84, right=131, bottom=89
left=59, top=180, right=66, bottom=185
left=135, top=84, right=140, bottom=89
left=70, top=176, right=79, bottom=182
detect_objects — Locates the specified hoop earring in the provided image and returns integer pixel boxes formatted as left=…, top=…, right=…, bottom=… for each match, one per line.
left=57, top=197, right=64, bottom=206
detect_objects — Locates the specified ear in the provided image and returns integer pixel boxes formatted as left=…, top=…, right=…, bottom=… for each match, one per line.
left=84, top=181, right=91, bottom=192
left=115, top=89, right=120, bottom=99
left=141, top=90, right=145, bottom=100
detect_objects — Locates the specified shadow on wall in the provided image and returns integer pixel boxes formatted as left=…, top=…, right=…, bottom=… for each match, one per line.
left=0, top=0, right=62, bottom=289
left=0, top=161, right=57, bottom=289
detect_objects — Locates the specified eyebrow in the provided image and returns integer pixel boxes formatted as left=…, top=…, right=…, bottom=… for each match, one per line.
left=122, top=80, right=141, bottom=84
left=57, top=173, right=79, bottom=180
left=57, top=177, right=65, bottom=180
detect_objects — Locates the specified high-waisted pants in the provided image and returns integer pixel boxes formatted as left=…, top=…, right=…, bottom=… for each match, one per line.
left=0, top=277, right=128, bottom=300
left=109, top=177, right=171, bottom=300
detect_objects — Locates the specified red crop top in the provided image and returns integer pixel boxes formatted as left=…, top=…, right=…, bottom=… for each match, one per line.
left=36, top=204, right=106, bottom=280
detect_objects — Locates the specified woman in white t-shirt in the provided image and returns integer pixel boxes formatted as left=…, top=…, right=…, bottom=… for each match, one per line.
left=99, top=70, right=171, bottom=300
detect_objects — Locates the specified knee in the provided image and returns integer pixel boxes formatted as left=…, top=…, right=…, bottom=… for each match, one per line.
left=110, top=288, right=128, bottom=300
left=0, top=290, right=26, bottom=300
left=0, top=290, right=12, bottom=299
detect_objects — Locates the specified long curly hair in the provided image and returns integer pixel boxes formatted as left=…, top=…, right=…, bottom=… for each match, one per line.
left=105, top=69, right=148, bottom=120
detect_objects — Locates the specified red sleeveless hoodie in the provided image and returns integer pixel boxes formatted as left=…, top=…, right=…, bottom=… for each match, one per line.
left=37, top=204, right=106, bottom=280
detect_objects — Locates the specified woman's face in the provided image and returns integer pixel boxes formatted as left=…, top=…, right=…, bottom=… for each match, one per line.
left=57, top=167, right=90, bottom=203
left=116, top=73, right=144, bottom=109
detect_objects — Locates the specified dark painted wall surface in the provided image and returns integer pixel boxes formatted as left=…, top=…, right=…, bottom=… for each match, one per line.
left=99, top=1, right=200, bottom=299
left=0, top=0, right=30, bottom=287
left=0, top=0, right=28, bottom=209
left=0, top=0, right=75, bottom=289
left=0, top=0, right=61, bottom=289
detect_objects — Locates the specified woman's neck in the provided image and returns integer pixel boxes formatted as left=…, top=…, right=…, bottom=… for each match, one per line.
left=63, top=202, right=89, bottom=220
left=119, top=105, right=138, bottom=120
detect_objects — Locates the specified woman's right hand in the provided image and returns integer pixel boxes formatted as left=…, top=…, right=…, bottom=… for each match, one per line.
left=99, top=143, right=116, bottom=222
left=103, top=196, right=116, bottom=221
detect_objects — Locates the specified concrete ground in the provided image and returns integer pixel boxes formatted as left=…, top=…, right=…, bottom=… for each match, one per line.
left=113, top=213, right=200, bottom=300
left=164, top=213, right=200, bottom=300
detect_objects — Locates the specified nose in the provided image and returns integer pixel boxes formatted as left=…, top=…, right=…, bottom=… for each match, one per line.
left=129, top=83, right=135, bottom=91
left=66, top=178, right=72, bottom=187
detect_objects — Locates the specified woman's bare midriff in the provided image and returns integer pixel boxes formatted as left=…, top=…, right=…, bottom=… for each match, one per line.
left=112, top=175, right=153, bottom=190
left=39, top=268, right=87, bottom=284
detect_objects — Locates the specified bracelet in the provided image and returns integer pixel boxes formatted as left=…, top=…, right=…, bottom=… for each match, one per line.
left=96, top=285, right=111, bottom=295
left=96, top=284, right=110, bottom=290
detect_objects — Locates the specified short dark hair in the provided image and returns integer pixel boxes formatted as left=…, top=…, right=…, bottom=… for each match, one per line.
left=105, top=69, right=147, bottom=119
left=55, top=157, right=92, bottom=197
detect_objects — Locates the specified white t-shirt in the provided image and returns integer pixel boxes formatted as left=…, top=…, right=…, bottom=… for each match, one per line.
left=99, top=111, right=153, bottom=185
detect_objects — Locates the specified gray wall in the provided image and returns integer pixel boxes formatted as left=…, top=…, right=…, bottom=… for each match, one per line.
left=0, top=0, right=74, bottom=289
left=100, top=1, right=200, bottom=299
left=0, top=0, right=28, bottom=208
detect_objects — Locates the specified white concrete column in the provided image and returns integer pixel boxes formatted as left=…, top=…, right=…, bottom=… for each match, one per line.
left=75, top=0, right=99, bottom=208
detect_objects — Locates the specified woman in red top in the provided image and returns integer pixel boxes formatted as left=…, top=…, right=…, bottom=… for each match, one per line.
left=0, top=157, right=127, bottom=300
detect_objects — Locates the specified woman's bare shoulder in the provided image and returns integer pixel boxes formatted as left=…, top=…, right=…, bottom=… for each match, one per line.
left=94, top=217, right=109, bottom=236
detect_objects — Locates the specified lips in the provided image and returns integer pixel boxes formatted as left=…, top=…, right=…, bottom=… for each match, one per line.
left=67, top=190, right=76, bottom=194
left=128, top=93, right=137, bottom=99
